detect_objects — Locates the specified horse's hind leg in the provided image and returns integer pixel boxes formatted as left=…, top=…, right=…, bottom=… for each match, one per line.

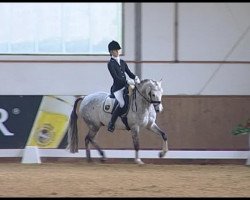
left=85, top=131, right=93, bottom=162
left=85, top=126, right=106, bottom=163
left=147, top=123, right=168, bottom=158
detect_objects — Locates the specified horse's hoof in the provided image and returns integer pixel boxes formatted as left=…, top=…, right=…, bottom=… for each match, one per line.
left=159, top=151, right=166, bottom=158
left=135, top=159, right=145, bottom=165
left=87, top=158, right=93, bottom=163
left=100, top=157, right=107, bottom=163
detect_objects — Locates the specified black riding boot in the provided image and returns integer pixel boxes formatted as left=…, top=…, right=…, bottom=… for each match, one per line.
left=108, top=106, right=122, bottom=132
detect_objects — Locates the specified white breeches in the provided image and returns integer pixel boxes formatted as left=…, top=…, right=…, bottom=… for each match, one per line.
left=114, top=87, right=125, bottom=108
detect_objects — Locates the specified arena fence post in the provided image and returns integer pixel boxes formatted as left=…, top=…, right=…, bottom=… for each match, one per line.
left=246, top=134, right=250, bottom=165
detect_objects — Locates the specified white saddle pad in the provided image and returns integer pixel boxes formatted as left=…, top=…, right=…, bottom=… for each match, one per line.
left=103, top=85, right=135, bottom=113
left=103, top=96, right=116, bottom=113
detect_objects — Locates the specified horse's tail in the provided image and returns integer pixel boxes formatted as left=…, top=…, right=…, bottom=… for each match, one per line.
left=67, top=97, right=83, bottom=153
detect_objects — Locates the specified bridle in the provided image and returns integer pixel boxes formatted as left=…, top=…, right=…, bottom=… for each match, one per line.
left=132, top=84, right=162, bottom=112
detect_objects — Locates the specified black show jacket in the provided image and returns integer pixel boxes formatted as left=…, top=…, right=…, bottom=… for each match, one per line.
left=108, top=57, right=136, bottom=94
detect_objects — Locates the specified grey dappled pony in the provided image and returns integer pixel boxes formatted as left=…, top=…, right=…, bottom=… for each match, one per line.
left=67, top=79, right=168, bottom=164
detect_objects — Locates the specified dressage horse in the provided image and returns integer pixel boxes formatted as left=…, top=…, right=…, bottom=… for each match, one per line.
left=67, top=79, right=168, bottom=164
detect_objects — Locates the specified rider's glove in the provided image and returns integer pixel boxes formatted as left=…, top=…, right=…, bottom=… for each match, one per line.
left=135, top=76, right=141, bottom=84
left=127, top=79, right=135, bottom=85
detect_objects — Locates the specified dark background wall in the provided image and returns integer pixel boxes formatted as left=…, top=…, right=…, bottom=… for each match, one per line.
left=77, top=95, right=250, bottom=150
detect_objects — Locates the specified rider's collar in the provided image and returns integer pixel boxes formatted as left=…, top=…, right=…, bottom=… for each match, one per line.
left=111, top=56, right=120, bottom=65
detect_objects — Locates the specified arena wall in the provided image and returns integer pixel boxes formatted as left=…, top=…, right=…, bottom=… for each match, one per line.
left=0, top=3, right=249, bottom=162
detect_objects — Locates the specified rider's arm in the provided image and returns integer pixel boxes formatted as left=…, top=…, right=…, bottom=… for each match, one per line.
left=124, top=61, right=140, bottom=83
left=124, top=61, right=136, bottom=80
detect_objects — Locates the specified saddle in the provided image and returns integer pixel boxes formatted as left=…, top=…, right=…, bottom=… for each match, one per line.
left=103, top=95, right=117, bottom=114
left=103, top=84, right=134, bottom=130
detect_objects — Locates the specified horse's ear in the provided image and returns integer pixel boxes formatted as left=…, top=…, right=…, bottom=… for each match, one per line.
left=146, top=86, right=151, bottom=97
left=158, top=79, right=162, bottom=87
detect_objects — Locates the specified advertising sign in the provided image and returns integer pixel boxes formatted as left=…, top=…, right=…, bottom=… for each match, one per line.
left=0, top=95, right=75, bottom=149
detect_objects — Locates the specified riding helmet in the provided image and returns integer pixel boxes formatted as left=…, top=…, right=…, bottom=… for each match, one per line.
left=108, top=40, right=121, bottom=52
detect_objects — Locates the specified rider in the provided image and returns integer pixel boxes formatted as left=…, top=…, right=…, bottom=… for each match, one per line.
left=107, top=40, right=140, bottom=132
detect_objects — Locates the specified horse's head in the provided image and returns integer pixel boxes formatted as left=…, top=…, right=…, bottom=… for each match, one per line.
left=137, top=79, right=164, bottom=113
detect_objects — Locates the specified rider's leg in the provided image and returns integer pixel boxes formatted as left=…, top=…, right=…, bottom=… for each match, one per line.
left=108, top=88, right=125, bottom=132
left=114, top=88, right=125, bottom=108
left=108, top=105, right=122, bottom=132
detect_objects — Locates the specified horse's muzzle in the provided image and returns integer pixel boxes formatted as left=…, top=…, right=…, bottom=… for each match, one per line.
left=154, top=103, right=163, bottom=113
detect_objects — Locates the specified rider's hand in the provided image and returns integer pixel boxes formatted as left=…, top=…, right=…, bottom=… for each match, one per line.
left=135, top=76, right=140, bottom=84
left=127, top=79, right=135, bottom=85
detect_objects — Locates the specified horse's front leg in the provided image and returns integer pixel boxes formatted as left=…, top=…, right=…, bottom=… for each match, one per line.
left=131, top=126, right=144, bottom=165
left=147, top=123, right=168, bottom=158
